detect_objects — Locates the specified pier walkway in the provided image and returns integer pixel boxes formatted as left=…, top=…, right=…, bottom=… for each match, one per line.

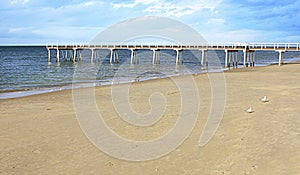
left=46, top=43, right=300, bottom=67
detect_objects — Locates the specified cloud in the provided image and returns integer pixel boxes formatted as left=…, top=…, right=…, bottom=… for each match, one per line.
left=112, top=0, right=221, bottom=17
left=112, top=0, right=159, bottom=9
left=9, top=0, right=29, bottom=5
left=206, top=18, right=225, bottom=25
left=145, top=3, right=199, bottom=17
left=8, top=27, right=33, bottom=33
left=58, top=1, right=99, bottom=9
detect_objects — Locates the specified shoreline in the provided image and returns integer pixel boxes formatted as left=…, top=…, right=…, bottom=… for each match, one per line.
left=1, top=58, right=299, bottom=100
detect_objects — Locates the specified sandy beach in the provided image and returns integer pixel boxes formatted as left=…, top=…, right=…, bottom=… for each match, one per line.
left=1, top=63, right=300, bottom=174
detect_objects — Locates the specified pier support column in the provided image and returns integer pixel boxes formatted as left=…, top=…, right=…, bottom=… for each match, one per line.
left=252, top=51, right=256, bottom=67
left=65, top=50, right=68, bottom=61
left=110, top=49, right=113, bottom=64
left=175, top=49, right=183, bottom=64
left=94, top=51, right=98, bottom=62
left=277, top=50, right=285, bottom=66
left=243, top=50, right=247, bottom=68
left=152, top=49, right=160, bottom=64
left=201, top=50, right=206, bottom=65
left=47, top=48, right=51, bottom=62
left=156, top=50, right=160, bottom=64
left=61, top=50, right=65, bottom=61
left=249, top=52, right=252, bottom=67
left=133, top=50, right=138, bottom=64
left=246, top=52, right=249, bottom=67
left=235, top=51, right=238, bottom=68
left=72, top=49, right=77, bottom=62
left=152, top=49, right=156, bottom=64
left=248, top=51, right=255, bottom=67
left=91, top=49, right=94, bottom=62
left=225, top=50, right=228, bottom=68
left=78, top=50, right=82, bottom=61
left=56, top=48, right=60, bottom=62
left=230, top=51, right=234, bottom=68
left=205, top=50, right=208, bottom=68
left=232, top=51, right=237, bottom=68
left=69, top=50, right=72, bottom=61
left=130, top=49, right=138, bottom=64
left=175, top=50, right=179, bottom=64
left=130, top=49, right=134, bottom=64
left=110, top=49, right=118, bottom=64
left=113, top=49, right=119, bottom=63
left=227, top=51, right=238, bottom=69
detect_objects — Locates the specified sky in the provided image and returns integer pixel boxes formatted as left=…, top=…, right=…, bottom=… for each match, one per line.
left=0, top=0, right=300, bottom=44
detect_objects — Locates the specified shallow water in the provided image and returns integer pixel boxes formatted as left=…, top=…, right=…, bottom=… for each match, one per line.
left=0, top=46, right=299, bottom=99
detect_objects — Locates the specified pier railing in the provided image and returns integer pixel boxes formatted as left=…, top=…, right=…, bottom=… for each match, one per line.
left=46, top=42, right=300, bottom=51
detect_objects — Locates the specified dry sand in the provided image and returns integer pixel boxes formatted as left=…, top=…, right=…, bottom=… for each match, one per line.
left=1, top=63, right=300, bottom=175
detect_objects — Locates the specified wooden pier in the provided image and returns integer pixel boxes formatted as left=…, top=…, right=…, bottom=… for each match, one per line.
left=46, top=43, right=300, bottom=67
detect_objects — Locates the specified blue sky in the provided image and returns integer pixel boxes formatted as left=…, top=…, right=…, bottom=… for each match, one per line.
left=1, top=0, right=300, bottom=44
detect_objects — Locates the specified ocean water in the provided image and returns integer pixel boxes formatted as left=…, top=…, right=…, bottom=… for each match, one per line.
left=0, top=46, right=299, bottom=99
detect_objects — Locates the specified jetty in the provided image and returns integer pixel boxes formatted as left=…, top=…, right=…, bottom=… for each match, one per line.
left=46, top=43, right=300, bottom=67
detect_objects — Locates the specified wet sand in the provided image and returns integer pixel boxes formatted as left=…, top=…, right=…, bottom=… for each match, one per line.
left=1, top=63, right=300, bottom=174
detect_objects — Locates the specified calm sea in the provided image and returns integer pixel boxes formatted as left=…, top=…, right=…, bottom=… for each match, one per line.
left=0, top=46, right=299, bottom=99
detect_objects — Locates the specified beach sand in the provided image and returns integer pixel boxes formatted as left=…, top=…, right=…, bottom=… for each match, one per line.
left=1, top=63, right=300, bottom=174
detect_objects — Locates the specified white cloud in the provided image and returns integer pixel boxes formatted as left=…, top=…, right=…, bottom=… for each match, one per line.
left=206, top=18, right=225, bottom=25
left=8, top=27, right=33, bottom=33
left=145, top=3, right=199, bottom=17
left=58, top=1, right=100, bottom=10
left=112, top=0, right=159, bottom=9
left=112, top=2, right=136, bottom=9
left=82, top=1, right=96, bottom=7
left=112, top=0, right=221, bottom=17
left=9, top=0, right=29, bottom=5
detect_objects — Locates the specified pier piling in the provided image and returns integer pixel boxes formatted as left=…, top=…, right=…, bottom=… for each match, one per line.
left=65, top=50, right=68, bottom=61
left=56, top=48, right=60, bottom=62
left=109, top=49, right=119, bottom=64
left=113, top=50, right=118, bottom=63
left=243, top=50, right=247, bottom=68
left=252, top=51, right=256, bottom=67
left=225, top=50, right=228, bottom=68
left=79, top=50, right=82, bottom=61
left=175, top=49, right=183, bottom=64
left=201, top=50, right=205, bottom=65
left=47, top=48, right=51, bottom=62
left=130, top=49, right=134, bottom=64
left=277, top=51, right=284, bottom=66
left=235, top=51, right=238, bottom=68
left=230, top=52, right=233, bottom=68
left=205, top=50, right=208, bottom=68
left=72, top=49, right=76, bottom=62
left=91, top=49, right=94, bottom=62
left=152, top=49, right=160, bottom=64
left=130, top=49, right=138, bottom=64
